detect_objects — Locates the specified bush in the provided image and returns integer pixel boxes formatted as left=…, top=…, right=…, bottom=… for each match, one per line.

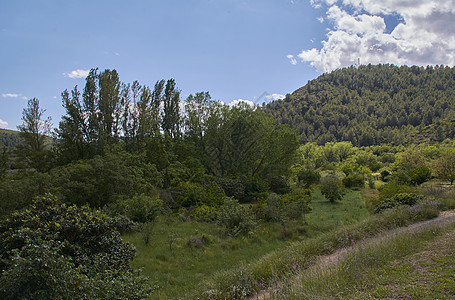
left=214, top=177, right=245, bottom=200
left=374, top=193, right=423, bottom=214
left=189, top=204, right=218, bottom=222
left=114, top=193, right=163, bottom=223
left=378, top=182, right=416, bottom=200
left=408, top=165, right=432, bottom=186
left=0, top=194, right=154, bottom=299
left=320, top=173, right=344, bottom=203
left=268, top=175, right=291, bottom=194
left=176, top=182, right=225, bottom=208
left=297, top=168, right=321, bottom=187
left=216, top=198, right=257, bottom=237
left=342, top=173, right=364, bottom=189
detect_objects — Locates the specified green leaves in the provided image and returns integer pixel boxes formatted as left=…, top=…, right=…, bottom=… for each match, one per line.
left=0, top=194, right=154, bottom=299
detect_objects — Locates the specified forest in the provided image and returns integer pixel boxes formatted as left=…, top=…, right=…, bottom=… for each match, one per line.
left=1, top=65, right=455, bottom=299
left=265, top=64, right=455, bottom=146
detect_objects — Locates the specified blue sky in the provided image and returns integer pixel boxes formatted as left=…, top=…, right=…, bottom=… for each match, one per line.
left=1, top=0, right=454, bottom=130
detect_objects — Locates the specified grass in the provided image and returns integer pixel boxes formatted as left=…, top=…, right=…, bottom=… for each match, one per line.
left=277, top=221, right=455, bottom=299
left=190, top=199, right=440, bottom=299
left=123, top=189, right=369, bottom=299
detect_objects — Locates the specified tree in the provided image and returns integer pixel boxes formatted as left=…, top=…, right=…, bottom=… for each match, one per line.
left=433, top=149, right=455, bottom=184
left=320, top=173, right=344, bottom=203
left=16, top=98, right=52, bottom=171
left=161, top=79, right=181, bottom=140
left=0, top=194, right=154, bottom=299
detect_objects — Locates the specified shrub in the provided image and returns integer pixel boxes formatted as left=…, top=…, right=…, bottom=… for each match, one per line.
left=374, top=193, right=423, bottom=214
left=380, top=170, right=391, bottom=182
left=214, top=177, right=245, bottom=200
left=268, top=175, right=291, bottom=194
left=189, top=204, right=218, bottom=222
left=176, top=182, right=225, bottom=208
left=0, top=194, right=154, bottom=299
left=378, top=181, right=416, bottom=201
left=297, top=168, right=321, bottom=187
left=408, top=165, right=432, bottom=186
left=216, top=198, right=257, bottom=237
left=114, top=193, right=163, bottom=223
left=186, top=235, right=211, bottom=248
left=342, top=173, right=364, bottom=189
left=320, top=173, right=344, bottom=203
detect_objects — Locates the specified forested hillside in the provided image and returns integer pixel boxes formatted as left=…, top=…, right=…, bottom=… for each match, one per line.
left=265, top=64, right=455, bottom=146
left=0, top=129, right=22, bottom=148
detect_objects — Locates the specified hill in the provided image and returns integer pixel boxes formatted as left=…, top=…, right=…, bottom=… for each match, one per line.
left=0, top=129, right=22, bottom=149
left=265, top=64, right=455, bottom=146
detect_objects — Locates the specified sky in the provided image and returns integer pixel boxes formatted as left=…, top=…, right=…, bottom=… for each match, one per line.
left=1, top=0, right=455, bottom=130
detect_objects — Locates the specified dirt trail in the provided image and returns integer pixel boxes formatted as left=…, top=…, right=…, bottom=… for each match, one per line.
left=250, top=210, right=455, bottom=300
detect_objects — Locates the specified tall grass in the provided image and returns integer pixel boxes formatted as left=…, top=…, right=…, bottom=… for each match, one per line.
left=190, top=200, right=440, bottom=299
left=123, top=190, right=368, bottom=299
left=277, top=222, right=455, bottom=299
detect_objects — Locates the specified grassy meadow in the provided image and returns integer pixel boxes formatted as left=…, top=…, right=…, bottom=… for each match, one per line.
left=123, top=189, right=370, bottom=299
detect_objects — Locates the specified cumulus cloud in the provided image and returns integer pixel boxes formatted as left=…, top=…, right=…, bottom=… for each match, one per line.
left=229, top=99, right=256, bottom=107
left=63, top=69, right=90, bottom=79
left=295, top=0, right=455, bottom=72
left=0, top=119, right=8, bottom=128
left=266, top=93, right=286, bottom=101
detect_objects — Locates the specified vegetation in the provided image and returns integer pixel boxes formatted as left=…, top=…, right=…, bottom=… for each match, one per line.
left=1, top=64, right=455, bottom=299
left=266, top=64, right=455, bottom=146
left=0, top=194, right=154, bottom=299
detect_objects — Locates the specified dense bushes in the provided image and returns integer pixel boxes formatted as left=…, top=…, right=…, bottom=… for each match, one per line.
left=216, top=198, right=257, bottom=237
left=0, top=194, right=154, bottom=299
left=373, top=193, right=422, bottom=213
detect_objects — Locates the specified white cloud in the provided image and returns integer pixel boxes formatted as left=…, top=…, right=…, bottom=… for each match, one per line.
left=0, top=119, right=8, bottom=128
left=2, top=93, right=19, bottom=98
left=295, top=0, right=455, bottom=72
left=266, top=93, right=286, bottom=101
left=229, top=99, right=255, bottom=107
left=287, top=54, right=297, bottom=65
left=63, top=69, right=90, bottom=79
left=2, top=93, right=27, bottom=100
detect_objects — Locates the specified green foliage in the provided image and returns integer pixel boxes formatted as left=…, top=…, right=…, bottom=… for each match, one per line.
left=0, top=171, right=52, bottom=217
left=0, top=194, right=154, bottom=299
left=175, top=181, right=226, bottom=208
left=114, top=193, right=163, bottom=223
left=279, top=189, right=313, bottom=222
left=50, top=148, right=161, bottom=208
left=342, top=173, right=365, bottom=189
left=16, top=98, right=53, bottom=171
left=433, top=148, right=455, bottom=184
left=374, top=193, right=423, bottom=213
left=408, top=165, right=432, bottom=186
left=216, top=198, right=257, bottom=237
left=297, top=167, right=321, bottom=187
left=266, top=64, right=455, bottom=146
left=189, top=204, right=219, bottom=222
left=378, top=181, right=416, bottom=200
left=214, top=177, right=245, bottom=199
left=320, top=173, right=344, bottom=203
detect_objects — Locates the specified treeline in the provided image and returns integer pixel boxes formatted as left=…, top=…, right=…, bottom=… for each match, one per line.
left=265, top=64, right=455, bottom=146
left=0, top=68, right=299, bottom=215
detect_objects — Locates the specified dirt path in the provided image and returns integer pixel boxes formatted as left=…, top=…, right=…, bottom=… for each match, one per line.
left=250, top=210, right=455, bottom=300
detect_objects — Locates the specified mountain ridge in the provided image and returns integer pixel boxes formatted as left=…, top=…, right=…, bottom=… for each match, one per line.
left=265, top=64, right=455, bottom=146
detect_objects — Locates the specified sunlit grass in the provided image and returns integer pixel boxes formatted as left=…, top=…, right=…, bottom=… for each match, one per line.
left=123, top=190, right=369, bottom=299
left=277, top=222, right=455, bottom=299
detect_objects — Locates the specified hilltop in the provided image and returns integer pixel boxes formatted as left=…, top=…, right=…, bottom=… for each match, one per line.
left=265, top=64, right=455, bottom=146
